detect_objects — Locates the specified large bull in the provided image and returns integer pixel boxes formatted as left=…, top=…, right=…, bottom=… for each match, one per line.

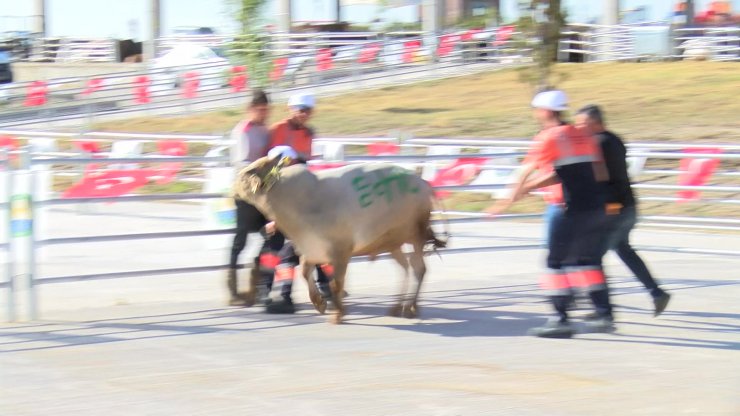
left=234, top=155, right=446, bottom=324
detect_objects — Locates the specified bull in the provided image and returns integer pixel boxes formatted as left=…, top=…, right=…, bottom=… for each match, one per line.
left=234, top=155, right=447, bottom=324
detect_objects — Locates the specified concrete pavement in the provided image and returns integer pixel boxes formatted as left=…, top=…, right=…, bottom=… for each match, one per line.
left=0, top=203, right=738, bottom=415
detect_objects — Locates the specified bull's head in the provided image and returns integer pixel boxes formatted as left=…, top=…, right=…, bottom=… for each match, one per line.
left=234, top=155, right=292, bottom=203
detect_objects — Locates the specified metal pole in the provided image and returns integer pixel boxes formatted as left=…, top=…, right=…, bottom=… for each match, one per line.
left=603, top=0, right=620, bottom=25
left=28, top=156, right=37, bottom=320
left=33, top=0, right=46, bottom=36
left=277, top=0, right=292, bottom=33
left=3, top=149, right=14, bottom=322
left=145, top=0, right=161, bottom=62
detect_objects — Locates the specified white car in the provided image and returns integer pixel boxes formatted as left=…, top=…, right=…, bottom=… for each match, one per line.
left=149, top=44, right=230, bottom=91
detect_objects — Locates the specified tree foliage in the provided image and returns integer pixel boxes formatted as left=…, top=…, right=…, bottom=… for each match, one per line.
left=514, top=0, right=568, bottom=91
left=228, top=0, right=271, bottom=87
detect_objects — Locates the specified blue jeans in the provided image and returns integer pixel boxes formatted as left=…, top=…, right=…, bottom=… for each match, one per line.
left=602, top=205, right=663, bottom=296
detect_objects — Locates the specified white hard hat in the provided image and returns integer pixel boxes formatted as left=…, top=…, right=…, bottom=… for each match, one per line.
left=531, top=90, right=568, bottom=111
left=268, top=145, right=298, bottom=160
left=288, top=93, right=316, bottom=109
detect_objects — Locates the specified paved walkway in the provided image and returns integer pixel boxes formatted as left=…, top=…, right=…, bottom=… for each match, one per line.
left=1, top=203, right=738, bottom=415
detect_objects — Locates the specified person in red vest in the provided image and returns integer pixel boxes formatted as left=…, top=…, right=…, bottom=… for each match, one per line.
left=268, top=93, right=316, bottom=161
left=488, top=90, right=614, bottom=338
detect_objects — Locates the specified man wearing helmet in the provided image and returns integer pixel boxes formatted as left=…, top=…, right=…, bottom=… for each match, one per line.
left=488, top=90, right=614, bottom=338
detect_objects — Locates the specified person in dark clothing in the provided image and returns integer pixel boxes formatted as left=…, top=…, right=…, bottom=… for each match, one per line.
left=576, top=105, right=671, bottom=317
left=488, top=90, right=614, bottom=338
left=226, top=90, right=271, bottom=306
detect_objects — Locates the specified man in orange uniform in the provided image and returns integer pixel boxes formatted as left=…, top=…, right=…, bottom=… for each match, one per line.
left=488, top=90, right=614, bottom=338
left=268, top=93, right=316, bottom=162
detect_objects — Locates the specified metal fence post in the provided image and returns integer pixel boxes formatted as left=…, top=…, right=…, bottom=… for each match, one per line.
left=2, top=149, right=14, bottom=322
left=16, top=146, right=38, bottom=320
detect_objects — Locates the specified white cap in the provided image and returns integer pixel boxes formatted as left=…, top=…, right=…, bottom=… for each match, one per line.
left=268, top=145, right=298, bottom=160
left=531, top=90, right=568, bottom=111
left=288, top=93, right=316, bottom=109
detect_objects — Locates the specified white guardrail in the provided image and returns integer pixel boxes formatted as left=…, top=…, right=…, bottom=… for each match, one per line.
left=0, top=131, right=738, bottom=321
left=0, top=28, right=528, bottom=128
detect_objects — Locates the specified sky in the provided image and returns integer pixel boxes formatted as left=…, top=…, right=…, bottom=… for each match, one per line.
left=1, top=0, right=738, bottom=39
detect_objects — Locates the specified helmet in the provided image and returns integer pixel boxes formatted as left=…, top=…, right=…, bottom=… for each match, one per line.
left=288, top=93, right=316, bottom=109
left=531, top=90, right=568, bottom=111
left=268, top=145, right=298, bottom=160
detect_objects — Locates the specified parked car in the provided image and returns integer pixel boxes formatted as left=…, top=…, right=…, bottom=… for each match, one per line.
left=148, top=44, right=230, bottom=90
left=0, top=50, right=13, bottom=84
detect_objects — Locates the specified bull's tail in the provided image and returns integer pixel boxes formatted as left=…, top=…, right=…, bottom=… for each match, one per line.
left=425, top=193, right=450, bottom=256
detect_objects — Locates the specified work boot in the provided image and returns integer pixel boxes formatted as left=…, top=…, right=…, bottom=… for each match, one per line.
left=527, top=318, right=574, bottom=338
left=316, top=281, right=332, bottom=300
left=652, top=291, right=671, bottom=317
left=226, top=268, right=248, bottom=307
left=582, top=315, right=616, bottom=333
left=265, top=297, right=295, bottom=314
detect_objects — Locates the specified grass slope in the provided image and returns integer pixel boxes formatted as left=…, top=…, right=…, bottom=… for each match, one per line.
left=96, top=62, right=740, bottom=142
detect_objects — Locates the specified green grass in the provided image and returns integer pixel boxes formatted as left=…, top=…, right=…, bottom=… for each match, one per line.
left=95, top=62, right=740, bottom=142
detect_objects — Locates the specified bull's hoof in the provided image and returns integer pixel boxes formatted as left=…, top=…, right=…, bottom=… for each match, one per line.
left=314, top=298, right=327, bottom=314
left=330, top=314, right=344, bottom=324
left=402, top=304, right=419, bottom=319
left=388, top=304, right=404, bottom=317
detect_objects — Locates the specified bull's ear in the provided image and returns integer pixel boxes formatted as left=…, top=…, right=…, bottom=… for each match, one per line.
left=248, top=175, right=262, bottom=194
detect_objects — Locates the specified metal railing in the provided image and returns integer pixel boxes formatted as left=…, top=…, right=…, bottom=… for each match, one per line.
left=0, top=29, right=528, bottom=129
left=560, top=23, right=740, bottom=62
left=1, top=132, right=738, bottom=322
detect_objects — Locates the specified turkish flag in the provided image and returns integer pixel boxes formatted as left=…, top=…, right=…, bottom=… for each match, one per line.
left=316, top=48, right=333, bottom=71
left=24, top=80, right=48, bottom=107
left=358, top=42, right=381, bottom=63
left=182, top=71, right=200, bottom=99
left=62, top=169, right=155, bottom=198
left=429, top=157, right=489, bottom=198
left=229, top=66, right=248, bottom=92
left=402, top=40, right=421, bottom=64
left=133, top=75, right=151, bottom=104
left=82, top=78, right=104, bottom=96
left=437, top=34, right=457, bottom=57
left=270, top=57, right=288, bottom=82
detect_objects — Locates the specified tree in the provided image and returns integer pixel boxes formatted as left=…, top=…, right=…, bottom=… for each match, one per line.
left=228, top=0, right=271, bottom=87
left=514, top=0, right=567, bottom=91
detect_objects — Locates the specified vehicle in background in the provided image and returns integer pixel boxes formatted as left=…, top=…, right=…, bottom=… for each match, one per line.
left=148, top=44, right=230, bottom=90
left=0, top=50, right=13, bottom=84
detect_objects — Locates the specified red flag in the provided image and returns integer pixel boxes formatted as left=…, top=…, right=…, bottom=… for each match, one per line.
left=677, top=148, right=722, bottom=201
left=429, top=157, right=488, bottom=198
left=270, top=57, right=288, bottom=82
left=316, top=48, right=333, bottom=71
left=437, top=34, right=457, bottom=57
left=182, top=71, right=200, bottom=99
left=82, top=78, right=104, bottom=96
left=358, top=42, right=381, bottom=63
left=153, top=140, right=187, bottom=184
left=133, top=75, right=151, bottom=104
left=402, top=40, right=421, bottom=64
left=23, top=80, right=48, bottom=107
left=62, top=169, right=154, bottom=199
left=229, top=66, right=248, bottom=93
left=461, top=29, right=482, bottom=42
left=493, top=25, right=515, bottom=47
left=367, top=142, right=400, bottom=156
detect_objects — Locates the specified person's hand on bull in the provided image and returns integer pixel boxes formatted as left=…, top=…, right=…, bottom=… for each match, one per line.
left=265, top=221, right=277, bottom=235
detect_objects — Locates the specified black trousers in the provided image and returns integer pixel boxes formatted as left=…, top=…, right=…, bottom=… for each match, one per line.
left=229, top=198, right=268, bottom=269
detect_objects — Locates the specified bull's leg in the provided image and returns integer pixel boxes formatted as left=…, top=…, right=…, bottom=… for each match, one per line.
left=404, top=243, right=427, bottom=319
left=301, top=259, right=326, bottom=314
left=328, top=259, right=349, bottom=324
left=388, top=248, right=410, bottom=318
